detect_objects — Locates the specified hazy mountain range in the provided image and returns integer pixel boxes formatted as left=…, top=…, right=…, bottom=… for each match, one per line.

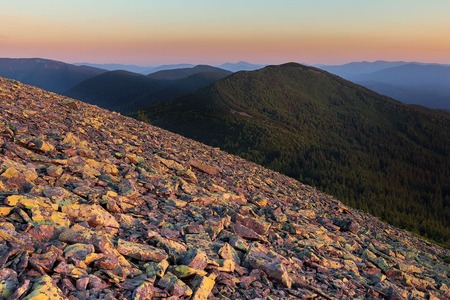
left=76, top=61, right=265, bottom=74
left=318, top=61, right=450, bottom=110
left=3, top=57, right=450, bottom=110
left=75, top=62, right=195, bottom=75
left=64, top=65, right=232, bottom=113
left=0, top=58, right=106, bottom=93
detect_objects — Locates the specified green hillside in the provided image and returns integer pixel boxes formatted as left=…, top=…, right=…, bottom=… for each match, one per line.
left=143, top=63, right=450, bottom=247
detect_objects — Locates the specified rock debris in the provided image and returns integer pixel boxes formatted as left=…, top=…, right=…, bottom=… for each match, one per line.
left=0, top=77, right=449, bottom=299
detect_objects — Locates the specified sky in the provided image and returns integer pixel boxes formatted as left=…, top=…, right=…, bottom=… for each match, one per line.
left=1, top=0, right=450, bottom=66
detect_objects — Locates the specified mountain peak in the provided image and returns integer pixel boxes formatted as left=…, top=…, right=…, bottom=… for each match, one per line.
left=2, top=77, right=449, bottom=299
left=278, top=61, right=303, bottom=68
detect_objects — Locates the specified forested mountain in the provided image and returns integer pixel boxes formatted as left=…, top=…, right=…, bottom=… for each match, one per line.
left=142, top=63, right=450, bottom=247
left=65, top=66, right=231, bottom=113
left=0, top=58, right=106, bottom=93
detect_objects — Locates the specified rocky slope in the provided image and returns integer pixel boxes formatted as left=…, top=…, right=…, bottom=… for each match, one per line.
left=145, top=63, right=450, bottom=247
left=0, top=77, right=449, bottom=299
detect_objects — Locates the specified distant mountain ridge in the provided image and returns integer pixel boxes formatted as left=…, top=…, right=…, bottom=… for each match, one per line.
left=318, top=61, right=450, bottom=109
left=355, top=63, right=450, bottom=86
left=77, top=61, right=265, bottom=74
left=0, top=58, right=107, bottom=93
left=317, top=61, right=408, bottom=77
left=219, top=61, right=266, bottom=72
left=65, top=65, right=232, bottom=113
left=76, top=62, right=196, bottom=75
left=4, top=57, right=449, bottom=110
left=147, top=65, right=231, bottom=80
left=142, top=62, right=450, bottom=247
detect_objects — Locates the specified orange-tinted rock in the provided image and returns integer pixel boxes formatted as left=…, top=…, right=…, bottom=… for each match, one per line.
left=189, top=159, right=220, bottom=175
left=22, top=275, right=67, bottom=300
left=190, top=274, right=215, bottom=300
left=233, top=223, right=266, bottom=242
left=28, top=225, right=60, bottom=242
left=59, top=224, right=131, bottom=268
left=157, top=272, right=193, bottom=297
left=46, top=165, right=64, bottom=177
left=244, top=242, right=292, bottom=288
left=0, top=78, right=448, bottom=300
left=132, top=281, right=159, bottom=300
left=61, top=203, right=119, bottom=228
left=235, top=213, right=270, bottom=235
left=180, top=249, right=208, bottom=270
left=0, top=223, right=34, bottom=252
left=117, top=239, right=168, bottom=262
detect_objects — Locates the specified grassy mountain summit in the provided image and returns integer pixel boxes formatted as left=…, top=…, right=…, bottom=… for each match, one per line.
left=145, top=62, right=450, bottom=246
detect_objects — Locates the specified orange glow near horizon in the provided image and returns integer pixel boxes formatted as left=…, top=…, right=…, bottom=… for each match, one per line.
left=1, top=1, right=450, bottom=66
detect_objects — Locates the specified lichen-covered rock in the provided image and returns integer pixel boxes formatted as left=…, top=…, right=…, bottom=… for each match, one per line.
left=132, top=281, right=159, bottom=300
left=0, top=78, right=448, bottom=299
left=0, top=222, right=34, bottom=252
left=235, top=213, right=270, bottom=235
left=117, top=239, right=168, bottom=262
left=22, top=275, right=67, bottom=300
left=157, top=272, right=193, bottom=297
left=1, top=158, right=38, bottom=181
left=190, top=274, right=215, bottom=300
left=218, top=243, right=241, bottom=265
left=144, top=260, right=169, bottom=280
left=168, top=265, right=207, bottom=278
left=31, top=207, right=71, bottom=227
left=5, top=195, right=58, bottom=211
left=64, top=243, right=96, bottom=262
left=59, top=224, right=131, bottom=268
left=244, top=242, right=292, bottom=288
left=180, top=248, right=208, bottom=270
left=61, top=203, right=119, bottom=228
left=53, top=261, right=88, bottom=278
left=0, top=268, right=18, bottom=299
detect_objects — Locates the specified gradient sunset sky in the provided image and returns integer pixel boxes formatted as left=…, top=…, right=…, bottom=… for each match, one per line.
left=1, top=0, right=450, bottom=66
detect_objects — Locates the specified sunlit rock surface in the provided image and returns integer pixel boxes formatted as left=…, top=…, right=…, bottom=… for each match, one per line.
left=0, top=77, right=449, bottom=299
